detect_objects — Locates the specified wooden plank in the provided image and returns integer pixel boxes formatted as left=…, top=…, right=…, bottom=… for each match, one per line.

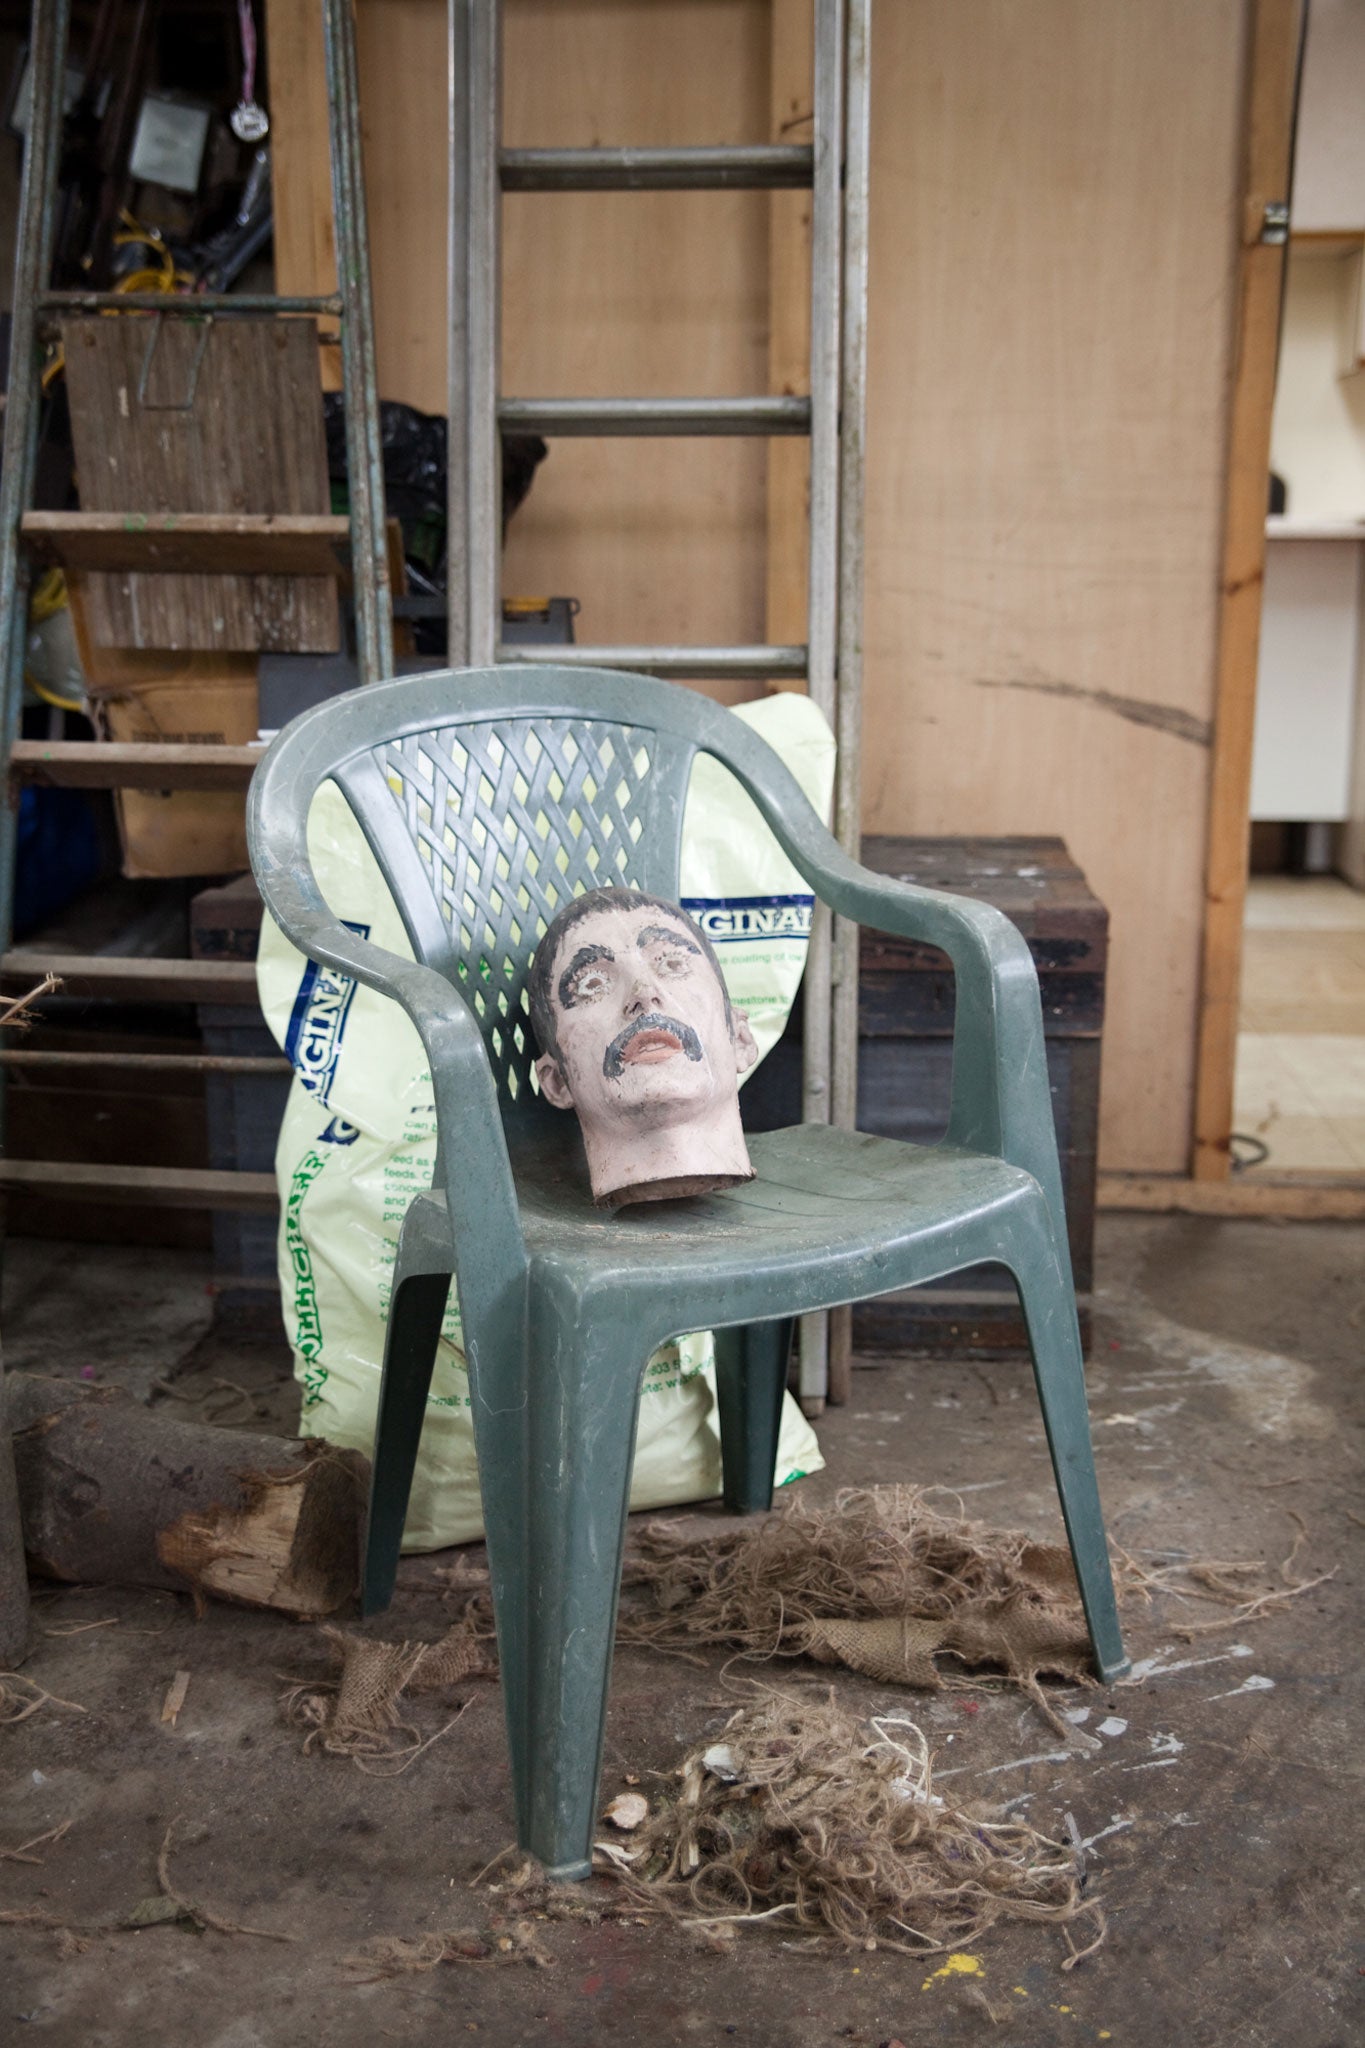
left=60, top=316, right=338, bottom=653
left=1098, top=1172, right=1365, bottom=1220
left=265, top=0, right=343, bottom=388
left=1193, top=0, right=1303, bottom=1180
left=22, top=512, right=351, bottom=578
left=9, top=741, right=260, bottom=791
left=0, top=1161, right=279, bottom=1212
left=765, top=0, right=813, bottom=677
left=1, top=952, right=260, bottom=1005
left=862, top=0, right=1249, bottom=1174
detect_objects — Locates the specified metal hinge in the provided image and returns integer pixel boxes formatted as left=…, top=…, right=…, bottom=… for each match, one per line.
left=1261, top=201, right=1290, bottom=245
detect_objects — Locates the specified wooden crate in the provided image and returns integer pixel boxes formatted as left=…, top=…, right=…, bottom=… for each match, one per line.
left=740, top=835, right=1105, bottom=1358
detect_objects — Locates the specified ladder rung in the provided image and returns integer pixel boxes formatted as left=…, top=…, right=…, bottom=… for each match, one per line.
left=0, top=1159, right=279, bottom=1212
left=0, top=1049, right=289, bottom=1074
left=499, top=145, right=815, bottom=192
left=498, top=397, right=810, bottom=438
left=40, top=291, right=343, bottom=319
left=21, top=512, right=352, bottom=577
left=2, top=951, right=259, bottom=1006
left=10, top=740, right=261, bottom=791
left=497, top=644, right=808, bottom=679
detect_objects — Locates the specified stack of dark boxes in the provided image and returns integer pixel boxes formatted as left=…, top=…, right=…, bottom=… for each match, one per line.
left=742, top=835, right=1106, bottom=1357
left=190, top=874, right=290, bottom=1321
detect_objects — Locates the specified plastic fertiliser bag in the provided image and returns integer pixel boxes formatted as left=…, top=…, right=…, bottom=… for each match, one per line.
left=257, top=693, right=831, bottom=1549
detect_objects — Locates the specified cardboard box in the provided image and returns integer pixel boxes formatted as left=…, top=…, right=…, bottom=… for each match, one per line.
left=70, top=577, right=259, bottom=878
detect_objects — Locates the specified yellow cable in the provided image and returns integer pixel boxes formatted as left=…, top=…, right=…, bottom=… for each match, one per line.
left=25, top=670, right=85, bottom=714
left=40, top=217, right=195, bottom=398
left=30, top=567, right=67, bottom=623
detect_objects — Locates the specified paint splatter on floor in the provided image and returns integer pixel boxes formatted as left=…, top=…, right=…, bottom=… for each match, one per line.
left=921, top=1952, right=985, bottom=1992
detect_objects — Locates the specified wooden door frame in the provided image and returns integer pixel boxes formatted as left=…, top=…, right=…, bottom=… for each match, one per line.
left=1193, top=0, right=1306, bottom=1181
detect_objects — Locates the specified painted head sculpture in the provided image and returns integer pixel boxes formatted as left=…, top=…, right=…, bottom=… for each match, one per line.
left=527, top=886, right=758, bottom=1209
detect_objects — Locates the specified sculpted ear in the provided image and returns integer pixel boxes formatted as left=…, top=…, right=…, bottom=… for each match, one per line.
left=534, top=1052, right=576, bottom=1109
left=731, top=1008, right=759, bottom=1075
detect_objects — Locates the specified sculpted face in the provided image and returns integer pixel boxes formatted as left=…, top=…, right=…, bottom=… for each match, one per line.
left=530, top=892, right=758, bottom=1208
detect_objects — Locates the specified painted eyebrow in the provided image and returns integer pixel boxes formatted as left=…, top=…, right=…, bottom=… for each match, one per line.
left=636, top=923, right=702, bottom=955
left=558, top=942, right=614, bottom=1009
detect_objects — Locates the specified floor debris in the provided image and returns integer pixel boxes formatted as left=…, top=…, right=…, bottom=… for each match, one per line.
left=160, top=1669, right=191, bottom=1726
left=581, top=1685, right=1107, bottom=1966
left=279, top=1617, right=493, bottom=1773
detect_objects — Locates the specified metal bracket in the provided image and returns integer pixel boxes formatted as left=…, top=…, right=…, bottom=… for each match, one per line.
left=135, top=311, right=213, bottom=411
left=1261, top=201, right=1290, bottom=246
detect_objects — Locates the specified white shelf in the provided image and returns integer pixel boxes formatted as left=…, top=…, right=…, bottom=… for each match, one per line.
left=1265, top=516, right=1365, bottom=540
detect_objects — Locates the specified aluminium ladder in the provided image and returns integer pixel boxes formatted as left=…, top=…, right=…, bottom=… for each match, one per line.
left=0, top=0, right=390, bottom=1220
left=445, top=0, right=872, bottom=1408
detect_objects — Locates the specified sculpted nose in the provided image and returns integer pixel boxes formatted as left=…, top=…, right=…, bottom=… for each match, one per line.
left=624, top=967, right=662, bottom=1015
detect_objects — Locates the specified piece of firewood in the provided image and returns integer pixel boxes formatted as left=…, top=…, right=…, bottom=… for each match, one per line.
left=8, top=1375, right=367, bottom=1618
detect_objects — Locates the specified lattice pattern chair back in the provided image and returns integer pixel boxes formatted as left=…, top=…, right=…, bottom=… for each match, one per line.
left=372, top=714, right=686, bottom=1105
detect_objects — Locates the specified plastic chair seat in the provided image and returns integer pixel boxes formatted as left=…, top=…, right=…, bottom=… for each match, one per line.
left=512, top=1126, right=1040, bottom=1335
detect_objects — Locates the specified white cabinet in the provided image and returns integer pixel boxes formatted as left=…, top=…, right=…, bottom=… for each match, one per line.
left=1252, top=523, right=1361, bottom=822
left=1293, top=0, right=1365, bottom=233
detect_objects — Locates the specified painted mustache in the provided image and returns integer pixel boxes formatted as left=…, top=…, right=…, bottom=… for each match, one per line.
left=602, top=1012, right=704, bottom=1080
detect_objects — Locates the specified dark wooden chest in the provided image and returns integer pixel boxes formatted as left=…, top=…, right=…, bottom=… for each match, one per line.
left=741, top=834, right=1106, bottom=1358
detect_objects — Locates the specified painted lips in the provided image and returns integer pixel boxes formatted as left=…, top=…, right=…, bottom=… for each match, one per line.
left=603, top=1012, right=704, bottom=1079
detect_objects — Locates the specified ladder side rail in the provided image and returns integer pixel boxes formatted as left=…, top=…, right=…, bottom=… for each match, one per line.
left=827, top=0, right=873, bottom=1402
left=0, top=0, right=73, bottom=968
left=447, top=0, right=472, bottom=662
left=323, top=0, right=393, bottom=684
left=832, top=0, right=871, bottom=1137
left=797, top=0, right=847, bottom=1407
left=469, top=0, right=503, bottom=667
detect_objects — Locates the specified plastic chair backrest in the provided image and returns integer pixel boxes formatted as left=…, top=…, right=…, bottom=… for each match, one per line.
left=337, top=706, right=697, bottom=1114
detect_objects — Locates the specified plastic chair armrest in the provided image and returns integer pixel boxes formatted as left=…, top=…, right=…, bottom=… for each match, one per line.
left=702, top=723, right=1067, bottom=1237
left=249, top=847, right=526, bottom=1276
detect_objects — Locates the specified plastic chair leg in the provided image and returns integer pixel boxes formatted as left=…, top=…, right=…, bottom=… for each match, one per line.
left=360, top=1253, right=451, bottom=1617
left=1009, top=1211, right=1130, bottom=1684
left=479, top=1287, right=651, bottom=1879
left=714, top=1318, right=793, bottom=1513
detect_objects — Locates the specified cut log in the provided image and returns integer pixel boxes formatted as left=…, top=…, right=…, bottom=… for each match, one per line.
left=8, top=1376, right=367, bottom=1618
left=0, top=1357, right=29, bottom=1662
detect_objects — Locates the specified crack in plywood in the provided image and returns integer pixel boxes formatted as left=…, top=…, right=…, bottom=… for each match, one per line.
left=974, top=673, right=1213, bottom=747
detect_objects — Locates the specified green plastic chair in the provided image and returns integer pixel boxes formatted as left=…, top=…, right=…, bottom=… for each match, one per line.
left=247, top=664, right=1128, bottom=1878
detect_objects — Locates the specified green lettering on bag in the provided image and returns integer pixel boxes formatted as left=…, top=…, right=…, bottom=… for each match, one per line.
left=286, top=1147, right=330, bottom=1406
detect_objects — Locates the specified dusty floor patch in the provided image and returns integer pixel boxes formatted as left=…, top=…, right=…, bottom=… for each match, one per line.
left=1, top=1213, right=1361, bottom=2047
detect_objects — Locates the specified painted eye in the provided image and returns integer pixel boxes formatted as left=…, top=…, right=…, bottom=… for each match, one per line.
left=655, top=951, right=688, bottom=976
left=572, top=968, right=609, bottom=1001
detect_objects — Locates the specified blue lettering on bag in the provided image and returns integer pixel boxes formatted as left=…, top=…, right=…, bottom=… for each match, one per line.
left=679, top=894, right=814, bottom=944
left=284, top=920, right=370, bottom=1111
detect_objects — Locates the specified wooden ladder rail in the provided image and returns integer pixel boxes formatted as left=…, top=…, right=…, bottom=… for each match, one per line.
left=0, top=0, right=387, bottom=1223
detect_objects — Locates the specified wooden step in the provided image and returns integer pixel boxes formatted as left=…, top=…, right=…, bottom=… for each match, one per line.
left=0, top=1159, right=279, bottom=1211
left=10, top=740, right=261, bottom=791
left=21, top=511, right=353, bottom=577
left=2, top=951, right=260, bottom=1006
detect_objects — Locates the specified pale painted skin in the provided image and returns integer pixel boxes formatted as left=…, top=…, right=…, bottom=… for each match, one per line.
left=533, top=901, right=758, bottom=1207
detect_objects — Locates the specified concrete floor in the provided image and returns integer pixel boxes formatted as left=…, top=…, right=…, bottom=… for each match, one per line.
left=1, top=1213, right=1361, bottom=2047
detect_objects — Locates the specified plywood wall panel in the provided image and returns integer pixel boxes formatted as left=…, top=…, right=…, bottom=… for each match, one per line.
left=862, top=0, right=1247, bottom=1172
left=268, top=0, right=1251, bottom=1171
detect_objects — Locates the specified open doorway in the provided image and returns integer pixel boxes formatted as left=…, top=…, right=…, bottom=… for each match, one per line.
left=1228, top=5, right=1365, bottom=1184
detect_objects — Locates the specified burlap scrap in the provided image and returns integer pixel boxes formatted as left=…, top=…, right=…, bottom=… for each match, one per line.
left=619, top=1489, right=1100, bottom=1715
left=280, top=1617, right=494, bottom=1772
